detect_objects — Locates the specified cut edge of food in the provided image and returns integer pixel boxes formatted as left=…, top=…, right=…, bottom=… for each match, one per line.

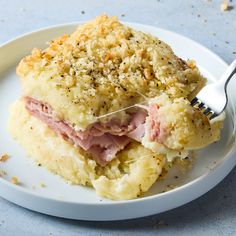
left=8, top=100, right=166, bottom=200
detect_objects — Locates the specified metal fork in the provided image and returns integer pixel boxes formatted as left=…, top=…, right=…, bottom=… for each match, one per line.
left=191, top=60, right=236, bottom=119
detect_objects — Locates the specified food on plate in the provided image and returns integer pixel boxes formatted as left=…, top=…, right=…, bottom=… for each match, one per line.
left=8, top=15, right=224, bottom=200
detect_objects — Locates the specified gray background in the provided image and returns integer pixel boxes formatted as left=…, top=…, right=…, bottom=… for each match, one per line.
left=0, top=0, right=235, bottom=235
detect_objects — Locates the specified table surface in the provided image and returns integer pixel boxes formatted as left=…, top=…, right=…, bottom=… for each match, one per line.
left=0, top=0, right=235, bottom=235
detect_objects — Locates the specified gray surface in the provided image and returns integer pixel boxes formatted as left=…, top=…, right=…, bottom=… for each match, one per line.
left=0, top=0, right=235, bottom=235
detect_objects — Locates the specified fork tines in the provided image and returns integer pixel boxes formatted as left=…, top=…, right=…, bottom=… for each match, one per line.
left=190, top=97, right=217, bottom=119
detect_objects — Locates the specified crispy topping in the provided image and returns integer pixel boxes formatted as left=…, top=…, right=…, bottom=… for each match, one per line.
left=16, top=15, right=206, bottom=129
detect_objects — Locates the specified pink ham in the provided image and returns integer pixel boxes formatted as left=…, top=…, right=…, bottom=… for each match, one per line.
left=24, top=97, right=147, bottom=166
left=148, top=104, right=167, bottom=143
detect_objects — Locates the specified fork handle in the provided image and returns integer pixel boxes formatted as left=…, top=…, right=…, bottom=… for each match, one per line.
left=218, top=59, right=236, bottom=89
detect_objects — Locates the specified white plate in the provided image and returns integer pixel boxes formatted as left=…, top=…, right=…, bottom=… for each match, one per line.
left=0, top=22, right=235, bottom=221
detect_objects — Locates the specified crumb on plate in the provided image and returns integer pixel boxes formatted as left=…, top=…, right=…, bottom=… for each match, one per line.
left=0, top=153, right=9, bottom=162
left=221, top=0, right=233, bottom=11
left=165, top=184, right=178, bottom=191
left=0, top=169, right=7, bottom=177
left=40, top=182, right=46, bottom=188
left=11, top=176, right=19, bottom=185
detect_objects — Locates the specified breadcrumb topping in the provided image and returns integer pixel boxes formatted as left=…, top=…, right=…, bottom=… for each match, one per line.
left=17, top=15, right=206, bottom=129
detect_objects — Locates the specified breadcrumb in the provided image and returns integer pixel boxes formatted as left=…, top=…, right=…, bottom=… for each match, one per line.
left=221, top=0, right=233, bottom=12
left=16, top=15, right=206, bottom=130
left=0, top=153, right=9, bottom=162
left=40, top=182, right=46, bottom=188
left=165, top=184, right=177, bottom=191
left=0, top=169, right=7, bottom=177
left=11, top=176, right=19, bottom=185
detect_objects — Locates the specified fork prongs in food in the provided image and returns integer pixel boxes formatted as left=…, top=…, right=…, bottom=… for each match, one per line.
left=191, top=97, right=217, bottom=119
left=190, top=97, right=199, bottom=106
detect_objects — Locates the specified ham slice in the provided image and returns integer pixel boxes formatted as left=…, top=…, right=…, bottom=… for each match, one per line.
left=148, top=104, right=167, bottom=143
left=24, top=97, right=147, bottom=166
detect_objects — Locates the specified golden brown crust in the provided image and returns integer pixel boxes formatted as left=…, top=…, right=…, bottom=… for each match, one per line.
left=16, top=15, right=206, bottom=129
